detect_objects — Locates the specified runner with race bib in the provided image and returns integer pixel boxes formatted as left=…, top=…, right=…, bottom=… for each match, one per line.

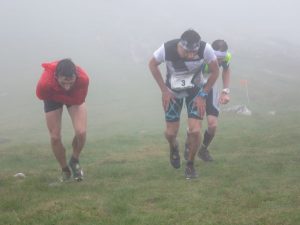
left=149, top=29, right=219, bottom=179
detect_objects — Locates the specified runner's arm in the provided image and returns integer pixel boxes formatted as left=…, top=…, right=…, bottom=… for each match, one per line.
left=222, top=67, right=230, bottom=90
left=149, top=57, right=174, bottom=111
left=148, top=57, right=168, bottom=93
left=203, top=59, right=219, bottom=93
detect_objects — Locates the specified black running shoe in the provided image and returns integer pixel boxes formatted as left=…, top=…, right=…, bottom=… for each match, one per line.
left=185, top=161, right=198, bottom=179
left=60, top=170, right=72, bottom=182
left=170, top=143, right=180, bottom=169
left=198, top=145, right=213, bottom=162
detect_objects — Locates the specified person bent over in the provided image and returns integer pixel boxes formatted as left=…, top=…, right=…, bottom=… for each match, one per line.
left=36, top=59, right=89, bottom=182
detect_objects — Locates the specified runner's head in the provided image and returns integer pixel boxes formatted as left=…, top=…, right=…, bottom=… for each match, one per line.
left=55, top=59, right=77, bottom=91
left=212, top=39, right=228, bottom=62
left=178, top=29, right=201, bottom=59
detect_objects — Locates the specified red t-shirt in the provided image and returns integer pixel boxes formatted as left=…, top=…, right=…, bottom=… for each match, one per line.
left=36, top=61, right=89, bottom=105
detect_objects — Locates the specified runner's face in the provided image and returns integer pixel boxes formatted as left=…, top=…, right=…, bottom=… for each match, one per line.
left=177, top=44, right=198, bottom=60
left=56, top=75, right=77, bottom=91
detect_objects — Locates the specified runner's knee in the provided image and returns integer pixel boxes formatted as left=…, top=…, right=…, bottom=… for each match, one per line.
left=164, top=129, right=177, bottom=140
left=207, top=122, right=217, bottom=134
left=75, top=129, right=86, bottom=140
left=187, top=128, right=200, bottom=137
left=207, top=116, right=218, bottom=132
left=50, top=134, right=62, bottom=144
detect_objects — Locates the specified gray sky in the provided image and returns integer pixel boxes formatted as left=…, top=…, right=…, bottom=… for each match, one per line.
left=0, top=0, right=299, bottom=70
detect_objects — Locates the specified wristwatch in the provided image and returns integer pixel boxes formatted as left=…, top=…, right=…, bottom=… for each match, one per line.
left=222, top=88, right=230, bottom=94
left=197, top=90, right=208, bottom=99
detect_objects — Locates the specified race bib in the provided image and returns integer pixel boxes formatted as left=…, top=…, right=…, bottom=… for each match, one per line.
left=170, top=73, right=195, bottom=91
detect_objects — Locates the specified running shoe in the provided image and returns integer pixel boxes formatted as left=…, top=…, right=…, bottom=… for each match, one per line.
left=185, top=161, right=198, bottom=179
left=60, top=170, right=72, bottom=182
left=69, top=159, right=84, bottom=181
left=170, top=143, right=180, bottom=169
left=198, top=144, right=213, bottom=162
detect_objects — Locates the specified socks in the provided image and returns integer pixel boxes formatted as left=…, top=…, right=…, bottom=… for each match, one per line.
left=70, top=156, right=79, bottom=164
left=62, top=166, right=70, bottom=172
left=203, top=130, right=214, bottom=147
left=187, top=160, right=194, bottom=166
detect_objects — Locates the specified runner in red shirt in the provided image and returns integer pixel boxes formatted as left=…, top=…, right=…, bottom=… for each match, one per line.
left=36, top=59, right=89, bottom=182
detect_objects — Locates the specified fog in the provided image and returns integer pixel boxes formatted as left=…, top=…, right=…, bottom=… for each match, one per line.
left=0, top=0, right=299, bottom=141
left=1, top=0, right=299, bottom=72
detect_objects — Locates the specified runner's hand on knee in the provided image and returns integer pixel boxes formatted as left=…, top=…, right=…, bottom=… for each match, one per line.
left=162, top=89, right=175, bottom=112
left=194, top=96, right=206, bottom=118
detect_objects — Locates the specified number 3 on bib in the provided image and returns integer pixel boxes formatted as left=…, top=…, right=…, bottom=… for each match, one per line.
left=170, top=73, right=195, bottom=91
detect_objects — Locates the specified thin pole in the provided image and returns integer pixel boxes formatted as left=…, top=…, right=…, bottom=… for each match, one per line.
left=245, top=81, right=250, bottom=104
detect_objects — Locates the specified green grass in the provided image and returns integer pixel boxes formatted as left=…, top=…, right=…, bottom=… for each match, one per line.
left=1, top=110, right=300, bottom=225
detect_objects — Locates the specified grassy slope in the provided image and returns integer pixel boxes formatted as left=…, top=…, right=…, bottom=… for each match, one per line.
left=1, top=112, right=300, bottom=225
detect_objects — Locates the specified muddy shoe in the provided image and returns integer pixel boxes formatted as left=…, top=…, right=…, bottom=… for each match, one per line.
left=185, top=161, right=198, bottom=179
left=198, top=145, right=213, bottom=162
left=170, top=143, right=180, bottom=169
left=60, top=170, right=72, bottom=182
left=69, top=158, right=84, bottom=181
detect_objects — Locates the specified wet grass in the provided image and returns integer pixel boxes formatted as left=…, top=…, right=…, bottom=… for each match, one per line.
left=1, top=110, right=300, bottom=225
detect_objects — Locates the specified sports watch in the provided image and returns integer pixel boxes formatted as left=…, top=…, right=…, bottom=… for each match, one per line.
left=197, top=90, right=208, bottom=99
left=222, top=88, right=230, bottom=94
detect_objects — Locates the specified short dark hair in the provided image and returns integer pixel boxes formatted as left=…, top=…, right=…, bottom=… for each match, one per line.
left=212, top=40, right=228, bottom=52
left=180, top=29, right=201, bottom=51
left=55, top=58, right=77, bottom=77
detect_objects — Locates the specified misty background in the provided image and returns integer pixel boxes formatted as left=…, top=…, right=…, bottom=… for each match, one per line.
left=0, top=0, right=299, bottom=144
